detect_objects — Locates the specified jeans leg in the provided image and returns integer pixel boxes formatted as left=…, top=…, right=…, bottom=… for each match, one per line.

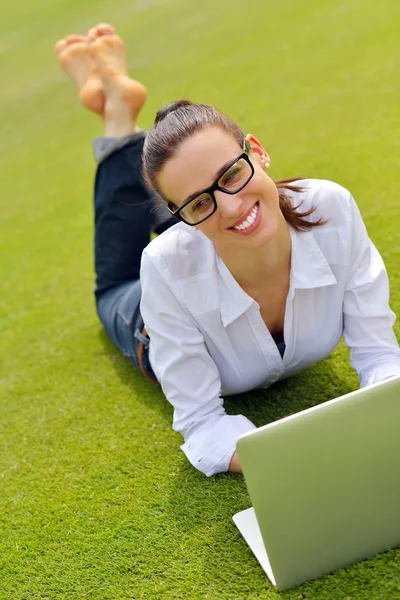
left=96, top=279, right=142, bottom=370
left=93, top=134, right=162, bottom=378
left=93, top=131, right=177, bottom=237
left=94, top=134, right=152, bottom=297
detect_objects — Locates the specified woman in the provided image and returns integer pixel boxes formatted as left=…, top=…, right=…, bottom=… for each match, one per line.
left=56, top=24, right=400, bottom=477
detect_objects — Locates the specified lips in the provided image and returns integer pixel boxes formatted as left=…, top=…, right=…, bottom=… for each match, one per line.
left=230, top=202, right=258, bottom=230
left=228, top=201, right=262, bottom=236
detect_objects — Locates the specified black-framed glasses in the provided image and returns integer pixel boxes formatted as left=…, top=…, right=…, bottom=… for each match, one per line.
left=167, top=140, right=254, bottom=226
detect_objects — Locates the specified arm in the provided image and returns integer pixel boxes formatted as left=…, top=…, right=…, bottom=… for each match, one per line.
left=140, top=252, right=255, bottom=476
left=343, top=193, right=400, bottom=386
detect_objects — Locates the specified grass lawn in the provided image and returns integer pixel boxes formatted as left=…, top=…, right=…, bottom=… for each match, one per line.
left=1, top=0, right=400, bottom=598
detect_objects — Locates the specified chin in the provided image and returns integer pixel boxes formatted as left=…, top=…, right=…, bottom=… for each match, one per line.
left=252, top=214, right=279, bottom=246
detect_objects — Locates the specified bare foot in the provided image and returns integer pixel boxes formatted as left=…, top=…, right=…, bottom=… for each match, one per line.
left=88, top=24, right=147, bottom=136
left=55, top=33, right=104, bottom=115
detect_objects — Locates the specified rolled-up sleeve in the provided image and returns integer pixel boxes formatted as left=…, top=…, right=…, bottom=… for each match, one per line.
left=140, top=252, right=255, bottom=476
left=343, top=194, right=400, bottom=387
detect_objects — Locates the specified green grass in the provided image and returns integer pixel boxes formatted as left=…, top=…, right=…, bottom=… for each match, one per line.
left=1, top=0, right=400, bottom=598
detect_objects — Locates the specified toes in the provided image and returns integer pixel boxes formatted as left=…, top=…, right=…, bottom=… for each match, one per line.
left=97, top=23, right=116, bottom=35
left=55, top=34, right=89, bottom=55
left=87, top=23, right=116, bottom=42
left=87, top=27, right=96, bottom=41
left=55, top=39, right=67, bottom=54
left=65, top=34, right=87, bottom=45
left=89, top=33, right=125, bottom=51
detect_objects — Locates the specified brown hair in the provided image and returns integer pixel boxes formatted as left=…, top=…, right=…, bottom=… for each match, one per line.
left=143, top=100, right=327, bottom=232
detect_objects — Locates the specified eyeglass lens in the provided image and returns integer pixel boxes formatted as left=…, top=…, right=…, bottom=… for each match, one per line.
left=180, top=157, right=252, bottom=224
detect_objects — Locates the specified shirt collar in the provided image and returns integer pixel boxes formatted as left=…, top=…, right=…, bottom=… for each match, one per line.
left=216, top=256, right=255, bottom=327
left=289, top=226, right=337, bottom=290
left=216, top=226, right=337, bottom=327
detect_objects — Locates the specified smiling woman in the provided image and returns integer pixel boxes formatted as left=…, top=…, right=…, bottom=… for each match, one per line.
left=56, top=23, right=400, bottom=477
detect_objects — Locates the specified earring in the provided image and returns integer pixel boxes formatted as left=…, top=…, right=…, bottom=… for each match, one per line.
left=263, top=159, right=270, bottom=170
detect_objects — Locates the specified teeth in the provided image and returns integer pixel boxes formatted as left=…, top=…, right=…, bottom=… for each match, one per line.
left=234, top=204, right=258, bottom=230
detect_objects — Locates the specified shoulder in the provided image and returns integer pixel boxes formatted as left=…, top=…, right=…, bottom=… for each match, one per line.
left=286, top=180, right=364, bottom=266
left=141, top=222, right=216, bottom=281
left=283, top=179, right=354, bottom=227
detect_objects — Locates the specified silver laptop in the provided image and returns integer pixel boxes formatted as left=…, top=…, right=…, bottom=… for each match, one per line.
left=233, top=375, right=400, bottom=591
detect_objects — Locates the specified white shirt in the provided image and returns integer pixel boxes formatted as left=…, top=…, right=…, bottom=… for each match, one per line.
left=140, top=180, right=400, bottom=476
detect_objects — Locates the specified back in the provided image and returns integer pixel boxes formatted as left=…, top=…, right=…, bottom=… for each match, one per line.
left=236, top=376, right=400, bottom=591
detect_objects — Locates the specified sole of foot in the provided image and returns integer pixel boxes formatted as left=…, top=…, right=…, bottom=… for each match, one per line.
left=55, top=33, right=104, bottom=115
left=88, top=25, right=148, bottom=122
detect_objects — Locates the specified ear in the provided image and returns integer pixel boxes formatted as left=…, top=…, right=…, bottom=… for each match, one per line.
left=245, top=133, right=271, bottom=167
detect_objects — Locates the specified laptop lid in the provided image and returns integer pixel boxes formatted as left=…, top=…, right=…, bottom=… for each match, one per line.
left=236, top=376, right=400, bottom=591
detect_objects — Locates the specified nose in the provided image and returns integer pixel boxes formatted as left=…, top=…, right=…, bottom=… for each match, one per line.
left=215, top=190, right=245, bottom=220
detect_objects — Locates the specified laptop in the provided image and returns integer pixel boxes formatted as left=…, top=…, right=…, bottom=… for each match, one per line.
left=233, top=375, right=400, bottom=591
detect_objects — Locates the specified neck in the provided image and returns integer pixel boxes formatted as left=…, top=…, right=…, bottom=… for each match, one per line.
left=216, top=212, right=291, bottom=289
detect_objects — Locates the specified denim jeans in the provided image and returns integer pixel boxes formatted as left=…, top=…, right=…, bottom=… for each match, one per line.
left=93, top=133, right=176, bottom=376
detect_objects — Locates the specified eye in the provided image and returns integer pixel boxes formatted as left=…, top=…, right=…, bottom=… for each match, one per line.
left=192, top=195, right=213, bottom=213
left=220, top=164, right=243, bottom=187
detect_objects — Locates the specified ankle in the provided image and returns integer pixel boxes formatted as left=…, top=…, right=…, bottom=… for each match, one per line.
left=103, top=102, right=137, bottom=137
left=104, top=121, right=136, bottom=138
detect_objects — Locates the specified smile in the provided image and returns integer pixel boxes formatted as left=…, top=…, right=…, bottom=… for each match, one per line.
left=229, top=202, right=261, bottom=235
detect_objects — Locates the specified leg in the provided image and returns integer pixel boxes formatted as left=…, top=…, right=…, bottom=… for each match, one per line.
left=89, top=27, right=153, bottom=370
left=94, top=134, right=151, bottom=296
left=54, top=24, right=175, bottom=236
left=55, top=25, right=171, bottom=376
left=93, top=142, right=160, bottom=381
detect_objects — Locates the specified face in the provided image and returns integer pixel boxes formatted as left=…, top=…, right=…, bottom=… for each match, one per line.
left=156, top=126, right=281, bottom=253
